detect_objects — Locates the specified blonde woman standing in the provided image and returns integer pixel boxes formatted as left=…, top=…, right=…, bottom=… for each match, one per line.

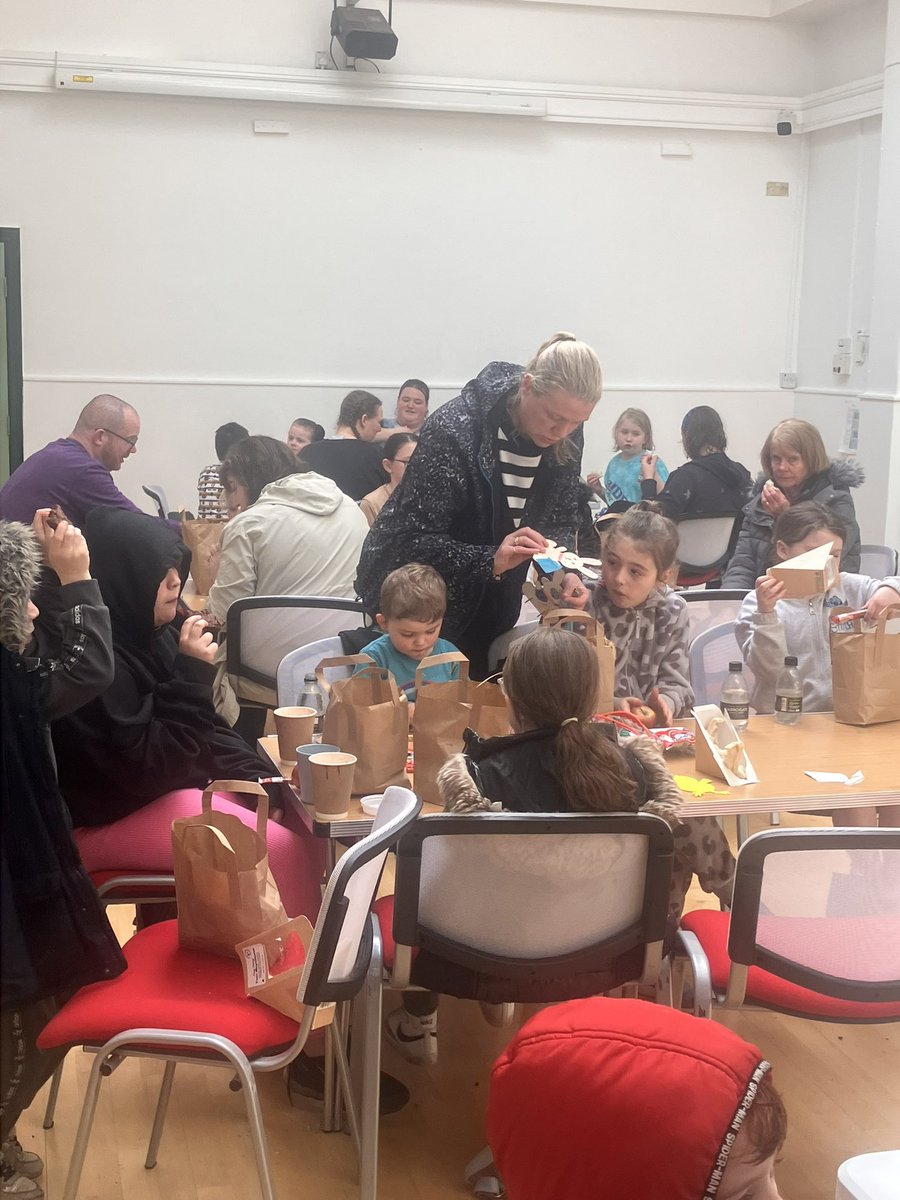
left=355, top=334, right=604, bottom=676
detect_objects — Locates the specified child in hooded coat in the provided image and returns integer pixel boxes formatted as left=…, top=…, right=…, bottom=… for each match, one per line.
left=488, top=997, right=786, bottom=1200
left=50, top=507, right=323, bottom=923
left=1, top=514, right=126, bottom=1188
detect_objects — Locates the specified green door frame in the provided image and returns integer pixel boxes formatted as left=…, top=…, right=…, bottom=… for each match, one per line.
left=1, top=228, right=24, bottom=476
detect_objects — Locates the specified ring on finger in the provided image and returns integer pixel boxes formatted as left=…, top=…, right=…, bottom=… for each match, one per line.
left=514, top=536, right=520, bottom=547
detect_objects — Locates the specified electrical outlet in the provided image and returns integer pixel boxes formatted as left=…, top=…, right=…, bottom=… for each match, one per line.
left=315, top=50, right=333, bottom=69
left=779, top=372, right=798, bottom=389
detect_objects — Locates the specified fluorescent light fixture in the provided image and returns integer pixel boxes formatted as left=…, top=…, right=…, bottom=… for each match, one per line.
left=54, top=64, right=547, bottom=117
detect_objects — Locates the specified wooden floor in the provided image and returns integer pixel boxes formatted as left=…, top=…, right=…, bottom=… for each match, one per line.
left=18, top=812, right=900, bottom=1200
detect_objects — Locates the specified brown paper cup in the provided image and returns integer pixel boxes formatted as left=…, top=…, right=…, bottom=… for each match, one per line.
left=308, top=752, right=357, bottom=820
left=273, top=707, right=316, bottom=762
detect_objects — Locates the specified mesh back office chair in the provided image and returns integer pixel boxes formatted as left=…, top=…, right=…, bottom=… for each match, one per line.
left=688, top=620, right=754, bottom=707
left=859, top=544, right=899, bottom=578
left=680, top=589, right=748, bottom=645
left=225, top=596, right=366, bottom=702
left=486, top=620, right=538, bottom=673
left=141, top=484, right=170, bottom=519
left=356, top=812, right=674, bottom=1199
left=675, top=828, right=900, bottom=1022
left=37, top=787, right=421, bottom=1200
left=276, top=636, right=350, bottom=707
left=675, top=514, right=739, bottom=588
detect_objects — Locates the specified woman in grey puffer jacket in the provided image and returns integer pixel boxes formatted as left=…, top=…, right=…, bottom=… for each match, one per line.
left=723, top=419, right=864, bottom=590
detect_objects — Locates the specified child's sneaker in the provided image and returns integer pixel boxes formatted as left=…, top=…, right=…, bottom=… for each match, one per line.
left=384, top=1006, right=438, bottom=1065
left=0, top=1158, right=43, bottom=1199
left=1, top=1137, right=43, bottom=1181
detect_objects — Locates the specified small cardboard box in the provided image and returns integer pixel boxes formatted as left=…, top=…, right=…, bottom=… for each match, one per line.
left=692, top=705, right=758, bottom=787
left=236, top=916, right=334, bottom=1027
left=766, top=541, right=838, bottom=599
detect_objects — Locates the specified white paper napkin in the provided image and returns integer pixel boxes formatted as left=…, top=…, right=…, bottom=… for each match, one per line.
left=804, top=770, right=864, bottom=786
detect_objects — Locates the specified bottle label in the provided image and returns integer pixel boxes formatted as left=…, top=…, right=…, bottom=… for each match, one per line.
left=775, top=694, right=802, bottom=714
left=722, top=702, right=749, bottom=723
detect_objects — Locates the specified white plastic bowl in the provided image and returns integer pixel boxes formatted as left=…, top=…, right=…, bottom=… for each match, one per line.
left=360, top=793, right=384, bottom=816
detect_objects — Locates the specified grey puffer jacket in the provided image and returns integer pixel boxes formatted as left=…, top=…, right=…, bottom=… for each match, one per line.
left=355, top=361, right=585, bottom=650
left=722, top=459, right=865, bottom=590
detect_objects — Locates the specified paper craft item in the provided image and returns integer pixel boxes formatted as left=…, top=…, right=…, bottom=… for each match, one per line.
left=766, top=541, right=838, bottom=599
left=236, top=916, right=334, bottom=1026
left=532, top=540, right=601, bottom=581
left=673, top=775, right=729, bottom=797
left=692, top=705, right=759, bottom=787
left=523, top=568, right=567, bottom=614
left=804, top=770, right=864, bottom=786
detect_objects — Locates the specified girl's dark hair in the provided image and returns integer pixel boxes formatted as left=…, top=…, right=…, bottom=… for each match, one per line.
left=772, top=501, right=846, bottom=550
left=681, top=406, right=726, bottom=459
left=290, top=418, right=325, bottom=442
left=502, top=628, right=637, bottom=813
left=382, top=431, right=418, bottom=461
left=604, top=501, right=680, bottom=580
left=219, top=435, right=304, bottom=506
left=215, top=422, right=250, bottom=461
left=398, top=378, right=430, bottom=403
left=338, top=390, right=382, bottom=438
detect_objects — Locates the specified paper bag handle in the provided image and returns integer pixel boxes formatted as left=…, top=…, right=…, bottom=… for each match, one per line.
left=315, top=654, right=403, bottom=705
left=315, top=653, right=375, bottom=695
left=415, top=651, right=470, bottom=687
left=541, top=608, right=601, bottom=637
left=203, top=779, right=269, bottom=839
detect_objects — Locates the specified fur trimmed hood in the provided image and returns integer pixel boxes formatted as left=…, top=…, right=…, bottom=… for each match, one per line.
left=0, top=520, right=42, bottom=653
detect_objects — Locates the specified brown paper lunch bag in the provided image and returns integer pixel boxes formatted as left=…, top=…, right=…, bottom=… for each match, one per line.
left=317, top=655, right=410, bottom=793
left=179, top=512, right=226, bottom=595
left=539, top=608, right=616, bottom=716
left=172, top=781, right=288, bottom=958
left=831, top=609, right=900, bottom=726
left=412, top=652, right=472, bottom=808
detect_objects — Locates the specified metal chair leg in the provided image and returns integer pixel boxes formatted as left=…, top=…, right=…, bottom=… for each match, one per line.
left=331, top=1014, right=361, bottom=1155
left=144, top=1060, right=176, bottom=1168
left=232, top=1056, right=278, bottom=1200
left=358, top=916, right=384, bottom=1200
left=769, top=811, right=781, bottom=826
left=61, top=1051, right=108, bottom=1200
left=42, top=1060, right=64, bottom=1129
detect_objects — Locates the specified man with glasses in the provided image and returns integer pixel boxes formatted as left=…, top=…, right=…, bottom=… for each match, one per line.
left=0, top=394, right=149, bottom=527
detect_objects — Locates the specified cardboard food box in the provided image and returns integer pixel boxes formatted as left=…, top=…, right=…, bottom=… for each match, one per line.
left=236, top=916, right=334, bottom=1026
left=692, top=705, right=758, bottom=787
left=766, top=541, right=838, bottom=599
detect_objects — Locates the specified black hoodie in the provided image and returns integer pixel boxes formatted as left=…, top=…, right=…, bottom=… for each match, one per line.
left=640, top=451, right=752, bottom=520
left=53, top=508, right=270, bottom=826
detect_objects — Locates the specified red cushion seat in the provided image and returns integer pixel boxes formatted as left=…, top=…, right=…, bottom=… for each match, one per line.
left=681, top=909, right=900, bottom=1021
left=37, top=920, right=300, bottom=1056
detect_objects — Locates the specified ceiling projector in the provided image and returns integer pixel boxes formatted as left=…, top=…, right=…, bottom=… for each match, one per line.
left=330, top=6, right=399, bottom=60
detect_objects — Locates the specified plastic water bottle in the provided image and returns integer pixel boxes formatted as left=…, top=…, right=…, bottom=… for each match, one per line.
left=299, top=672, right=326, bottom=735
left=774, top=655, right=802, bottom=726
left=721, top=661, right=750, bottom=732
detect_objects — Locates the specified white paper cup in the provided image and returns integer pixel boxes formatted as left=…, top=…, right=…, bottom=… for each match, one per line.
left=295, top=743, right=339, bottom=799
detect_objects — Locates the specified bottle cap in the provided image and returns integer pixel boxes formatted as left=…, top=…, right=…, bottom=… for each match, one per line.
left=784, top=655, right=798, bottom=667
left=304, top=672, right=316, bottom=680
left=728, top=661, right=742, bottom=673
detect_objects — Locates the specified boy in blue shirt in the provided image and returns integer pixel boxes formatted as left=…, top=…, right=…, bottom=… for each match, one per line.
left=360, top=563, right=461, bottom=700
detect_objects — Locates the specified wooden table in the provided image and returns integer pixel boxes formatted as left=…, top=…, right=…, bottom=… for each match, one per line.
left=258, top=734, right=441, bottom=843
left=669, top=714, right=899, bottom=819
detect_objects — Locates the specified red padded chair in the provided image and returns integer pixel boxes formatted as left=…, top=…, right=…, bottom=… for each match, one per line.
left=36, top=788, right=420, bottom=1200
left=675, top=827, right=900, bottom=1022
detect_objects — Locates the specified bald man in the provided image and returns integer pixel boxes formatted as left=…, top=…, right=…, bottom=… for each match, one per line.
left=0, top=395, right=148, bottom=527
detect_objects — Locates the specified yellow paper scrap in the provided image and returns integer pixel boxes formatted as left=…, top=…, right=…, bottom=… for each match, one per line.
left=673, top=775, right=730, bottom=797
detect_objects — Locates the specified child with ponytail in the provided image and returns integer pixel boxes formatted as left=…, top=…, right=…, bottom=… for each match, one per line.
left=382, top=629, right=734, bottom=1069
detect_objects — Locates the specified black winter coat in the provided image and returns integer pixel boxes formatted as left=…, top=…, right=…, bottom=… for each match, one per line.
left=641, top=452, right=751, bottom=520
left=1, top=575, right=126, bottom=1007
left=355, top=362, right=585, bottom=662
left=722, top=459, right=865, bottom=590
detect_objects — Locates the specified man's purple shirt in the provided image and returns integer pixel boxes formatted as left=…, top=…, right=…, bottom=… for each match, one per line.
left=0, top=438, right=146, bottom=527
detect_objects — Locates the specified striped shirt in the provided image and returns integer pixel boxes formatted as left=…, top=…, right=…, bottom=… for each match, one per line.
left=497, top=421, right=543, bottom=529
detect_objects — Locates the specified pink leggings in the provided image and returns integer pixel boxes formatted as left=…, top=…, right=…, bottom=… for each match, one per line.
left=74, top=790, right=324, bottom=923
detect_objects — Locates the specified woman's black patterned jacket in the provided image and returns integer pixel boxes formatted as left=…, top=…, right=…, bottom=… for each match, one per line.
left=355, top=360, right=586, bottom=653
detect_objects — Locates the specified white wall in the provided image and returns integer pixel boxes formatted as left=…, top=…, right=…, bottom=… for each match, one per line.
left=2, top=0, right=891, bottom=530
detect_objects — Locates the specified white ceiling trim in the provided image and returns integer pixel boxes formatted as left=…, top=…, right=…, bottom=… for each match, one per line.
left=0, top=51, right=883, bottom=132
